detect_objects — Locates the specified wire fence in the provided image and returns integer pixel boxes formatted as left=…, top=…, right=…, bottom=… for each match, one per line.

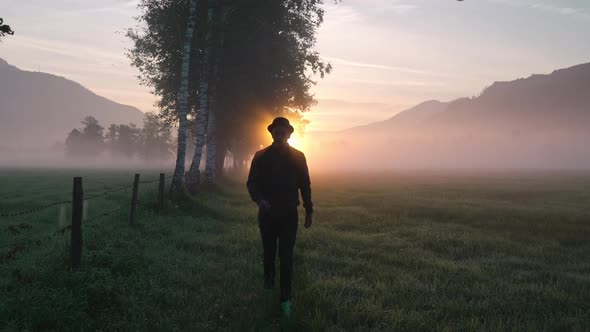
left=0, top=172, right=174, bottom=265
left=0, top=174, right=173, bottom=217
left=0, top=200, right=73, bottom=218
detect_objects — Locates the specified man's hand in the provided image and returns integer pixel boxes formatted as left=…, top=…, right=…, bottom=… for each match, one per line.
left=304, top=213, right=313, bottom=228
left=258, top=199, right=271, bottom=213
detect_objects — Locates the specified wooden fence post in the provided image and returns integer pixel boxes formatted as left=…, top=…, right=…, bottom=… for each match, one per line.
left=158, top=173, right=165, bottom=210
left=58, top=203, right=67, bottom=228
left=71, top=177, right=83, bottom=269
left=129, top=174, right=140, bottom=225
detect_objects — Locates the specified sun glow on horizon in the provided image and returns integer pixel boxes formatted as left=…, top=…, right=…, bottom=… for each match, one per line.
left=288, top=134, right=302, bottom=150
left=288, top=128, right=311, bottom=151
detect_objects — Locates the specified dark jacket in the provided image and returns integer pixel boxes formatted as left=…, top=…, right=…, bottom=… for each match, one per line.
left=247, top=142, right=313, bottom=215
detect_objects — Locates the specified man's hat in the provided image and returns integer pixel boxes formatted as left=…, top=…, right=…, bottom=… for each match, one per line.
left=267, top=117, right=294, bottom=134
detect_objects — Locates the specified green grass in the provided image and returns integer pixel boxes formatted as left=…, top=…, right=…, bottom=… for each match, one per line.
left=1, top=169, right=589, bottom=331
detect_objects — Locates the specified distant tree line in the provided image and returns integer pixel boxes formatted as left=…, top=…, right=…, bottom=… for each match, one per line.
left=65, top=113, right=173, bottom=163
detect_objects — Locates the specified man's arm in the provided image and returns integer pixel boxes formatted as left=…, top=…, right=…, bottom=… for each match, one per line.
left=247, top=152, right=265, bottom=204
left=298, top=153, right=313, bottom=215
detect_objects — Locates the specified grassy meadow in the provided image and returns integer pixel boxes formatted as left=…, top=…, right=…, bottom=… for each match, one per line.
left=0, top=168, right=589, bottom=331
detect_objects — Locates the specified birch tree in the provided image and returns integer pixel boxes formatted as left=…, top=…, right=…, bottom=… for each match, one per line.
left=128, top=0, right=332, bottom=187
left=186, top=3, right=217, bottom=190
left=168, top=0, right=199, bottom=196
left=204, top=4, right=228, bottom=185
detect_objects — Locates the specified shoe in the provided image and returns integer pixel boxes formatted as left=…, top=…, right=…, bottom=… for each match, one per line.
left=280, top=300, right=292, bottom=318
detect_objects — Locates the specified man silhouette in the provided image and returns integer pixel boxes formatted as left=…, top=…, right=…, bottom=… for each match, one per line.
left=247, top=117, right=313, bottom=317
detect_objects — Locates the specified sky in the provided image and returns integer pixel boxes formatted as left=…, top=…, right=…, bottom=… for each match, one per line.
left=1, top=0, right=589, bottom=132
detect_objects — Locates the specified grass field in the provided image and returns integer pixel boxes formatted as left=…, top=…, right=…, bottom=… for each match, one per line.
left=1, top=168, right=589, bottom=331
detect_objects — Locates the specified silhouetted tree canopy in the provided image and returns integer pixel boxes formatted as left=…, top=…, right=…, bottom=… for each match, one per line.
left=108, top=123, right=141, bottom=158
left=65, top=116, right=104, bottom=158
left=127, top=0, right=332, bottom=173
left=126, top=0, right=204, bottom=126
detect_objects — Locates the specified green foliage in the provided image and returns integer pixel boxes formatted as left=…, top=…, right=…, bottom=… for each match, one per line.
left=217, top=0, right=332, bottom=159
left=126, top=0, right=203, bottom=126
left=1, top=170, right=589, bottom=330
left=126, top=0, right=332, bottom=162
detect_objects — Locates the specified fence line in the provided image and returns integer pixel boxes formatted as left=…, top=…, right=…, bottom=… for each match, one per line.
left=0, top=173, right=172, bottom=217
left=84, top=185, right=132, bottom=200
left=0, top=200, right=73, bottom=218
left=1, top=172, right=171, bottom=266
left=84, top=204, right=127, bottom=226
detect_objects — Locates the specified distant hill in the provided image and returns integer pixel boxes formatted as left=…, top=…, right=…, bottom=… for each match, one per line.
left=308, top=62, right=590, bottom=169
left=0, top=58, right=145, bottom=150
left=305, top=99, right=407, bottom=135
left=340, top=100, right=449, bottom=134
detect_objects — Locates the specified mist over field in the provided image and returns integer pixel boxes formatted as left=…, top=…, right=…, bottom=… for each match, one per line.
left=3, top=57, right=590, bottom=172
left=305, top=63, right=590, bottom=171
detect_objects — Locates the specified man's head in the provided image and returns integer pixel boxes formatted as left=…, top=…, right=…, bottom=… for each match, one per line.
left=267, top=117, right=294, bottom=145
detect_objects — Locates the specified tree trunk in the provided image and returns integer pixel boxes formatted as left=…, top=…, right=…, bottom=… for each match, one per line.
left=232, top=143, right=248, bottom=177
left=187, top=4, right=215, bottom=192
left=170, top=0, right=198, bottom=197
left=215, top=138, right=226, bottom=179
left=204, top=61, right=219, bottom=185
left=205, top=3, right=229, bottom=185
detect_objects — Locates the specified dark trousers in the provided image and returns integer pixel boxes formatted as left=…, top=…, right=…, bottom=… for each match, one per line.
left=258, top=207, right=298, bottom=302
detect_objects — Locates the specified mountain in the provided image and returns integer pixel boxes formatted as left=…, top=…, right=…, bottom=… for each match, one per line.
left=0, top=58, right=145, bottom=151
left=305, top=99, right=407, bottom=135
left=340, top=100, right=449, bottom=134
left=308, top=62, right=590, bottom=169
left=424, top=63, right=590, bottom=132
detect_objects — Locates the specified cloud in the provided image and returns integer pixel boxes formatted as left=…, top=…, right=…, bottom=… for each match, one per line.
left=349, top=79, right=446, bottom=87
left=323, top=4, right=362, bottom=24
left=323, top=0, right=418, bottom=25
left=16, top=0, right=140, bottom=17
left=58, top=2, right=138, bottom=16
left=12, top=36, right=127, bottom=63
left=530, top=3, right=590, bottom=20
left=488, top=0, right=590, bottom=20
left=358, top=0, right=418, bottom=14
left=321, top=56, right=443, bottom=77
left=386, top=4, right=418, bottom=14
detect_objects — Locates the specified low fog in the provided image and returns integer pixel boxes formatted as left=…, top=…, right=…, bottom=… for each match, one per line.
left=306, top=125, right=590, bottom=171
left=305, top=63, right=590, bottom=171
left=4, top=110, right=590, bottom=172
left=2, top=59, right=589, bottom=172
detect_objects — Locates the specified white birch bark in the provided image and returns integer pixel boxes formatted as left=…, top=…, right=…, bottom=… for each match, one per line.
left=170, top=0, right=199, bottom=195
left=187, top=5, right=215, bottom=188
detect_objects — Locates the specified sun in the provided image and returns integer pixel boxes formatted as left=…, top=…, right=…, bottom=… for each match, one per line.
left=288, top=134, right=302, bottom=149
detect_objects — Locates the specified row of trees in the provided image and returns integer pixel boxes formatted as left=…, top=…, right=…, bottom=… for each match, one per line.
left=126, top=0, right=333, bottom=194
left=65, top=114, right=173, bottom=163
